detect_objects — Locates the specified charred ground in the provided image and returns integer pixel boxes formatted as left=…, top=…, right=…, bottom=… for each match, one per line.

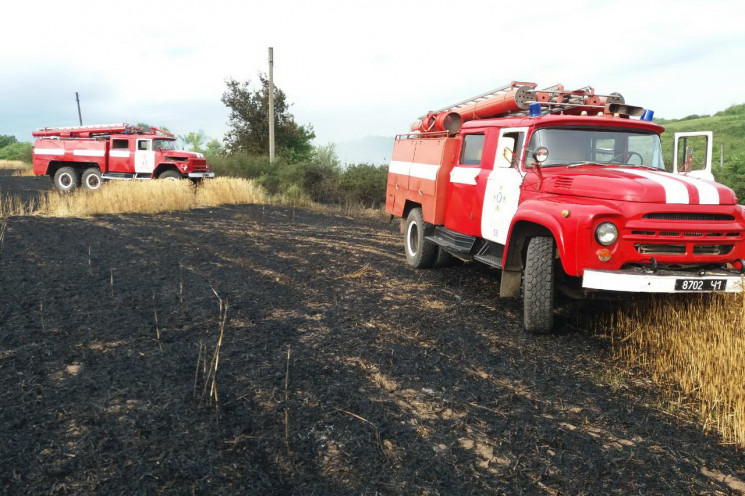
left=0, top=173, right=743, bottom=495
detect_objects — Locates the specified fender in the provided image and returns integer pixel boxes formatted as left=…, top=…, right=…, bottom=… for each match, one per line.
left=503, top=198, right=622, bottom=277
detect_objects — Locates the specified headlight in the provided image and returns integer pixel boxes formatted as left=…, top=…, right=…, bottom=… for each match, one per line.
left=595, top=222, right=618, bottom=246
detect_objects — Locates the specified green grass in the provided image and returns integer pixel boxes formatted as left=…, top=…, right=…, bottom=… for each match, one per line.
left=656, top=104, right=745, bottom=198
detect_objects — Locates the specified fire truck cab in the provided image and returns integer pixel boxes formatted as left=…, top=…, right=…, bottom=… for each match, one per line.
left=32, top=124, right=214, bottom=192
left=386, top=82, right=745, bottom=333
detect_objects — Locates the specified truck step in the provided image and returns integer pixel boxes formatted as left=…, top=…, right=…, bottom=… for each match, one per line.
left=101, top=172, right=135, bottom=180
left=474, top=241, right=504, bottom=268
left=427, top=226, right=477, bottom=255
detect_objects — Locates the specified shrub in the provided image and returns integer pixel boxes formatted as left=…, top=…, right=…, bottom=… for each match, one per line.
left=338, top=163, right=387, bottom=207
left=0, top=142, right=32, bottom=162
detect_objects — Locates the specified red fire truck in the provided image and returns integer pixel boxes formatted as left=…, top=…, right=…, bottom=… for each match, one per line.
left=386, top=82, right=745, bottom=333
left=32, top=124, right=214, bottom=191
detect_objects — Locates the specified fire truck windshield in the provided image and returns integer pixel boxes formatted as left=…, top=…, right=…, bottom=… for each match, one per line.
left=528, top=127, right=665, bottom=170
left=153, top=139, right=177, bottom=151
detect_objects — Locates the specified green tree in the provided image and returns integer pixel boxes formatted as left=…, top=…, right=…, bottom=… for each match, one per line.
left=180, top=130, right=206, bottom=153
left=0, top=135, right=18, bottom=148
left=221, top=74, right=315, bottom=161
left=204, top=139, right=224, bottom=156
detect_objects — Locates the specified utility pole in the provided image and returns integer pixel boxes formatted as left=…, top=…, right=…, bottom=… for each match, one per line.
left=75, top=92, right=83, bottom=126
left=268, top=47, right=275, bottom=164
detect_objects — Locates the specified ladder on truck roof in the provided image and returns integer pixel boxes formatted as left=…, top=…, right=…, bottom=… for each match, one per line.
left=32, top=123, right=136, bottom=138
left=411, top=81, right=638, bottom=134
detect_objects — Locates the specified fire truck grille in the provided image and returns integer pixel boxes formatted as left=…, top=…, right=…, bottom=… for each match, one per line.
left=693, top=245, right=734, bottom=255
left=192, top=159, right=208, bottom=171
left=635, top=244, right=686, bottom=255
left=643, top=213, right=735, bottom=221
left=634, top=244, right=734, bottom=256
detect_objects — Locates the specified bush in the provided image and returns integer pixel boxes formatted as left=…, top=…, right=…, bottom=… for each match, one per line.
left=0, top=142, right=32, bottom=162
left=338, top=164, right=387, bottom=207
left=205, top=145, right=387, bottom=209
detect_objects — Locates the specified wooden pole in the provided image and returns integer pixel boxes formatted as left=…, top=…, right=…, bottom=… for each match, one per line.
left=268, top=47, right=275, bottom=164
left=75, top=92, right=83, bottom=126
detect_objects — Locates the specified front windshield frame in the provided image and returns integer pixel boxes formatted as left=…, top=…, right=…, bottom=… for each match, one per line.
left=153, top=139, right=177, bottom=151
left=527, top=126, right=665, bottom=170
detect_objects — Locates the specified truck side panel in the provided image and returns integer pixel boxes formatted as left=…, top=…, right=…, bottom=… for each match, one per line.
left=33, top=138, right=107, bottom=175
left=385, top=136, right=459, bottom=224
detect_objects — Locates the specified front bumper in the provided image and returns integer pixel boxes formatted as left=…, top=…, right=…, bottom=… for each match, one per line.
left=583, top=268, right=745, bottom=293
left=188, top=172, right=215, bottom=179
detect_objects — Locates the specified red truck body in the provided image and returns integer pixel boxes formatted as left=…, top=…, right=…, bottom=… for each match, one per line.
left=386, top=82, right=745, bottom=333
left=32, top=124, right=214, bottom=191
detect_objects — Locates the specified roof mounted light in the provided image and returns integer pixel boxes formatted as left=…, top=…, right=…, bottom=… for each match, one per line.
left=529, top=102, right=542, bottom=117
left=641, top=109, right=655, bottom=121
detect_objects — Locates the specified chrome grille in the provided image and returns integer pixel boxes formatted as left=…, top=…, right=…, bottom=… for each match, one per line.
left=635, top=244, right=685, bottom=255
left=643, top=213, right=734, bottom=221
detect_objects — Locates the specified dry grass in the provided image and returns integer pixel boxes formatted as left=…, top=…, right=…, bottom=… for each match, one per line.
left=196, top=176, right=267, bottom=207
left=0, top=177, right=267, bottom=218
left=0, top=161, right=33, bottom=176
left=609, top=292, right=745, bottom=446
left=0, top=160, right=28, bottom=170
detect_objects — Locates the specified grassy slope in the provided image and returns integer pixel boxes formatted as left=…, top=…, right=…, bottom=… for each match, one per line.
left=656, top=104, right=745, bottom=182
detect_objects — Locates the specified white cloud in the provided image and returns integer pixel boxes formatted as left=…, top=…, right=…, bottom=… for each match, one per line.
left=1, top=0, right=744, bottom=145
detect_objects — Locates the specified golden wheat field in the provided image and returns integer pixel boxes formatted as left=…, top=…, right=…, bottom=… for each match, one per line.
left=0, top=176, right=267, bottom=217
left=609, top=292, right=745, bottom=447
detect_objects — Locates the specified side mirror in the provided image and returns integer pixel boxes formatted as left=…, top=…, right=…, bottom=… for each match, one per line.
left=525, top=147, right=548, bottom=168
left=533, top=147, right=549, bottom=163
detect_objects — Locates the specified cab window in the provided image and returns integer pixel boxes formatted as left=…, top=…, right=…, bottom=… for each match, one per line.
left=460, top=134, right=485, bottom=165
left=137, top=140, right=151, bottom=151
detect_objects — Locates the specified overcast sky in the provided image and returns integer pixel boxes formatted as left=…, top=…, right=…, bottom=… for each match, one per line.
left=1, top=0, right=744, bottom=148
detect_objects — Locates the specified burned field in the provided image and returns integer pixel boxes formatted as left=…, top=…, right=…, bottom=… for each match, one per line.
left=1, top=175, right=744, bottom=495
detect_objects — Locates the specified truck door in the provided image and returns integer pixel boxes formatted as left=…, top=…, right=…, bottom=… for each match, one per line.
left=134, top=139, right=155, bottom=174
left=109, top=138, right=133, bottom=173
left=445, top=132, right=491, bottom=236
left=481, top=127, right=527, bottom=245
left=673, top=131, right=714, bottom=181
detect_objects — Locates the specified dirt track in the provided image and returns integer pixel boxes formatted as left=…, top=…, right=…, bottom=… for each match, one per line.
left=1, top=174, right=743, bottom=495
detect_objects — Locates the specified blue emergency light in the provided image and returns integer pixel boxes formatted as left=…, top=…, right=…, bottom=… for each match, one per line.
left=641, top=109, right=655, bottom=121
left=529, top=103, right=542, bottom=117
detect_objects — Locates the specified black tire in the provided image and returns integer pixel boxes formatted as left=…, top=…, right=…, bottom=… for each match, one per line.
left=404, top=207, right=437, bottom=269
left=523, top=237, right=555, bottom=334
left=158, top=170, right=183, bottom=180
left=81, top=167, right=103, bottom=190
left=53, top=167, right=80, bottom=193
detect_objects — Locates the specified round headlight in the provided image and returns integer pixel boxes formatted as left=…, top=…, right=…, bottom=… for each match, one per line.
left=596, top=222, right=618, bottom=246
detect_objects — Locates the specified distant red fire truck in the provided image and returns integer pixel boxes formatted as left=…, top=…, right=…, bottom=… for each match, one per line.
left=32, top=123, right=214, bottom=191
left=386, top=81, right=745, bottom=333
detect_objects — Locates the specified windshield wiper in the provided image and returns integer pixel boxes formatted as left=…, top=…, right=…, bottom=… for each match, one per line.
left=566, top=161, right=606, bottom=168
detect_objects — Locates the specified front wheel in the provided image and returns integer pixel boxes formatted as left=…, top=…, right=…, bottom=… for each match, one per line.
left=404, top=207, right=437, bottom=269
left=53, top=167, right=80, bottom=193
left=81, top=167, right=103, bottom=190
left=158, top=170, right=183, bottom=180
left=523, top=237, right=555, bottom=334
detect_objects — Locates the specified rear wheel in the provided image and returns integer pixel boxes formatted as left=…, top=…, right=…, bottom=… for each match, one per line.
left=81, top=167, right=103, bottom=190
left=404, top=207, right=437, bottom=269
left=523, top=237, right=555, bottom=334
left=53, top=167, right=80, bottom=193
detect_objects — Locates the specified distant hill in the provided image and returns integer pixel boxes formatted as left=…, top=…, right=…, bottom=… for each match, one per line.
left=334, top=136, right=394, bottom=166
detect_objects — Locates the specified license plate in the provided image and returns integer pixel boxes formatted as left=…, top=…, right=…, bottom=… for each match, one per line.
left=674, top=279, right=727, bottom=291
